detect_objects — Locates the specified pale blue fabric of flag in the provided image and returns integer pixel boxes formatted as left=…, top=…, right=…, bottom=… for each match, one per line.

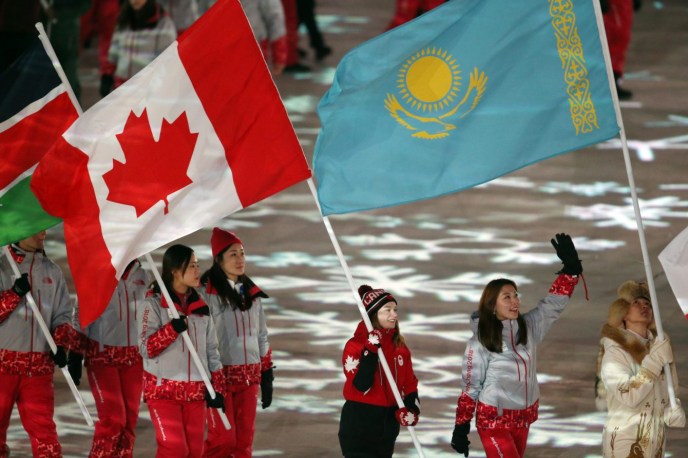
left=313, top=0, right=619, bottom=216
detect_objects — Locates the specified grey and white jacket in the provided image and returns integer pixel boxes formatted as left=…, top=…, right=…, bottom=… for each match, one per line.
left=455, top=274, right=579, bottom=429
left=138, top=289, right=224, bottom=401
left=0, top=245, right=75, bottom=376
left=200, top=277, right=271, bottom=389
left=75, top=260, right=149, bottom=367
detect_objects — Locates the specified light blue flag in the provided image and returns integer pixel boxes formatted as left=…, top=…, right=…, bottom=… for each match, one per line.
left=313, top=0, right=619, bottom=216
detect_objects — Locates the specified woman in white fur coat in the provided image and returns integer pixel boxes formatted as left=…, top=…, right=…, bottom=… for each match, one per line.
left=596, top=280, right=685, bottom=457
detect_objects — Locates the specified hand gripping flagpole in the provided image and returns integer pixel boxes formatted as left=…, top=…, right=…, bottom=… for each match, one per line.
left=307, top=179, right=426, bottom=458
left=591, top=0, right=676, bottom=406
left=144, top=253, right=231, bottom=430
left=3, top=247, right=94, bottom=426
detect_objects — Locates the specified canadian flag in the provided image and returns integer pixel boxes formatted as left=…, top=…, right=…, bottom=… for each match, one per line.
left=31, top=0, right=311, bottom=327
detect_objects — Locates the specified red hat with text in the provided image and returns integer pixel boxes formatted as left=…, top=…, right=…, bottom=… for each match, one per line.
left=358, top=284, right=396, bottom=317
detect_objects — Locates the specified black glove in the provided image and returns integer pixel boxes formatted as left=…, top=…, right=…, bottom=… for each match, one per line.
left=205, top=390, right=225, bottom=410
left=51, top=346, right=68, bottom=368
left=170, top=317, right=187, bottom=334
left=353, top=349, right=378, bottom=392
left=633, top=0, right=642, bottom=11
left=551, top=233, right=582, bottom=276
left=99, top=73, right=114, bottom=97
left=451, top=422, right=471, bottom=456
left=11, top=273, right=31, bottom=297
left=599, top=0, right=610, bottom=13
left=260, top=368, right=274, bottom=409
left=404, top=391, right=421, bottom=416
left=67, top=352, right=83, bottom=385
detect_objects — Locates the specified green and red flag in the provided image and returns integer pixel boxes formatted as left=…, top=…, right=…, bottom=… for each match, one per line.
left=0, top=37, right=79, bottom=245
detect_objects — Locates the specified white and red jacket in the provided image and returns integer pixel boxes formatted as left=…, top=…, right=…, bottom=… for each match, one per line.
left=138, top=289, right=225, bottom=401
left=0, top=245, right=79, bottom=376
left=455, top=274, right=579, bottom=429
left=200, top=278, right=271, bottom=391
left=74, top=260, right=149, bottom=367
left=342, top=321, right=418, bottom=407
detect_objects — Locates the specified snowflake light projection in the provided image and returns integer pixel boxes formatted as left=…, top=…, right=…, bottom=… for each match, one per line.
left=566, top=196, right=688, bottom=229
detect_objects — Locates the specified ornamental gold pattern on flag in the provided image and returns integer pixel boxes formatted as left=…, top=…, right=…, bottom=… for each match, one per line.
left=384, top=47, right=487, bottom=140
left=549, top=0, right=599, bottom=135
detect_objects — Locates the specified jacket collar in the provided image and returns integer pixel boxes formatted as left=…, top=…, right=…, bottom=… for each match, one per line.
left=601, top=324, right=656, bottom=364
left=161, top=288, right=209, bottom=316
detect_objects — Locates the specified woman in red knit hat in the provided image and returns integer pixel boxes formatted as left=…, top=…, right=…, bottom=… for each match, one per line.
left=339, top=285, right=420, bottom=457
left=200, top=228, right=273, bottom=458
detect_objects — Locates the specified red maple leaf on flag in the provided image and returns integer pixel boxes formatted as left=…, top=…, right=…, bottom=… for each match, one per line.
left=103, top=109, right=198, bottom=216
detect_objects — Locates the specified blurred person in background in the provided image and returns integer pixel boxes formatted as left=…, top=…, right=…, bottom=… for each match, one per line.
left=103, top=0, right=176, bottom=95
left=387, top=0, right=445, bottom=30
left=600, top=0, right=642, bottom=100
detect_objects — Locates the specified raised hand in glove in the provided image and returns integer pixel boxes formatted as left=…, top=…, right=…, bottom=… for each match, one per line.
left=205, top=390, right=225, bottom=410
left=364, top=329, right=383, bottom=353
left=11, top=273, right=31, bottom=297
left=451, top=422, right=471, bottom=456
left=170, top=317, right=187, bottom=334
left=67, top=352, right=83, bottom=385
left=395, top=406, right=419, bottom=426
left=642, top=337, right=673, bottom=377
left=260, top=367, right=274, bottom=409
left=665, top=399, right=686, bottom=428
left=51, top=346, right=68, bottom=368
left=551, top=233, right=582, bottom=276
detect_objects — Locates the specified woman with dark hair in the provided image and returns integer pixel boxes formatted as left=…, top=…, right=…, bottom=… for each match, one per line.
left=596, top=280, right=684, bottom=457
left=338, top=284, right=420, bottom=457
left=450, top=233, right=583, bottom=458
left=102, top=0, right=176, bottom=94
left=137, top=244, right=225, bottom=457
left=200, top=228, right=272, bottom=458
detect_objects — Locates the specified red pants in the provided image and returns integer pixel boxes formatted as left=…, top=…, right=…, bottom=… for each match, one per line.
left=280, top=0, right=300, bottom=65
left=388, top=0, right=446, bottom=29
left=603, top=0, right=634, bottom=75
left=148, top=399, right=206, bottom=458
left=0, top=373, right=61, bottom=457
left=478, top=427, right=529, bottom=458
left=204, top=384, right=259, bottom=458
left=80, top=0, right=119, bottom=75
left=87, top=363, right=143, bottom=458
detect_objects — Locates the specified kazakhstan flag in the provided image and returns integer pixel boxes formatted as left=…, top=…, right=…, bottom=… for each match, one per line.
left=313, top=0, right=619, bottom=216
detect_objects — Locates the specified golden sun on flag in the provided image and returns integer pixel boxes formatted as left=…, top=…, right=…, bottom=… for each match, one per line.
left=397, top=47, right=461, bottom=113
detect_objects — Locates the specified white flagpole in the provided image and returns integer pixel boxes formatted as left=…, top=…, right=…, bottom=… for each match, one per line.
left=33, top=20, right=102, bottom=425
left=2, top=247, right=94, bottom=426
left=144, top=253, right=231, bottom=430
left=306, top=179, right=426, bottom=458
left=590, top=0, right=676, bottom=406
left=35, top=22, right=82, bottom=114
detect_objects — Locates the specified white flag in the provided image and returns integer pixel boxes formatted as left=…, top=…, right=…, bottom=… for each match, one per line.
left=658, top=225, right=688, bottom=320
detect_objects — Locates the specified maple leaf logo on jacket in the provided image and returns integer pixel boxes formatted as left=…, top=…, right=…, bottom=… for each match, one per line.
left=103, top=109, right=198, bottom=216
